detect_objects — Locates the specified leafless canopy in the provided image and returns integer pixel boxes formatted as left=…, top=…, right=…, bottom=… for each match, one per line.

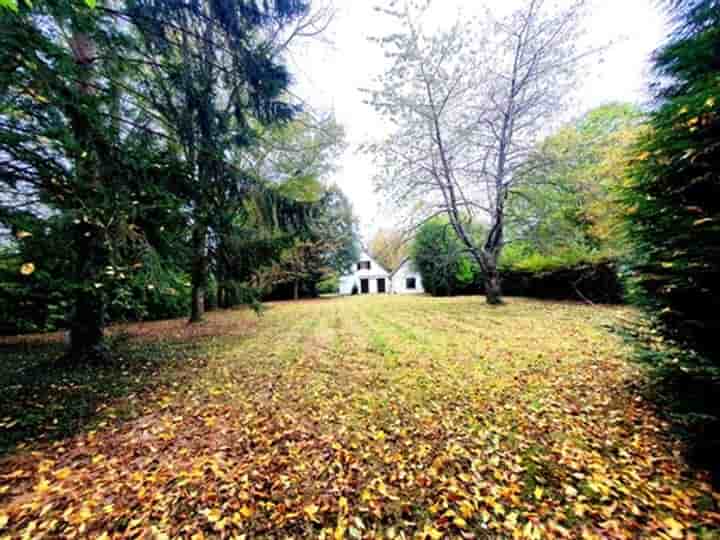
left=364, top=0, right=592, bottom=303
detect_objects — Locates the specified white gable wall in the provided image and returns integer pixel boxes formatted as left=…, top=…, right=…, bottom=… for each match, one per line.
left=338, top=250, right=391, bottom=295
left=390, top=259, right=424, bottom=294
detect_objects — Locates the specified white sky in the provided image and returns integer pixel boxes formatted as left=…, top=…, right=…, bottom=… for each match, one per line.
left=289, top=0, right=669, bottom=240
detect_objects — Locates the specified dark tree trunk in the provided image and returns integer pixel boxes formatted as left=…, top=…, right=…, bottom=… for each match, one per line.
left=68, top=223, right=109, bottom=363
left=484, top=265, right=503, bottom=306
left=64, top=31, right=109, bottom=363
left=218, top=285, right=225, bottom=310
left=190, top=223, right=208, bottom=323
left=70, top=286, right=107, bottom=360
left=293, top=280, right=300, bottom=301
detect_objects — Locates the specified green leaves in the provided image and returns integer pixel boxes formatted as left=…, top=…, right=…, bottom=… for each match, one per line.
left=0, top=0, right=94, bottom=10
left=0, top=0, right=18, bottom=11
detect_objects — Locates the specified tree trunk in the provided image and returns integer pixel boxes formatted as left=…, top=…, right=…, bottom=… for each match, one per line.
left=70, top=287, right=107, bottom=360
left=484, top=265, right=503, bottom=306
left=65, top=31, right=109, bottom=363
left=190, top=223, right=208, bottom=323
left=68, top=222, right=109, bottom=363
left=293, top=280, right=300, bottom=301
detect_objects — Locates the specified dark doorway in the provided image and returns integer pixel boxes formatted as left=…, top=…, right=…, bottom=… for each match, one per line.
left=377, top=278, right=386, bottom=293
left=361, top=279, right=370, bottom=294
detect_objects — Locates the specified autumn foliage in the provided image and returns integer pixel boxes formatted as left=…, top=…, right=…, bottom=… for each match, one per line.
left=1, top=297, right=718, bottom=539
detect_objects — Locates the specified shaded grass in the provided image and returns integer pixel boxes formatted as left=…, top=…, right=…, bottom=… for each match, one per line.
left=0, top=310, right=256, bottom=455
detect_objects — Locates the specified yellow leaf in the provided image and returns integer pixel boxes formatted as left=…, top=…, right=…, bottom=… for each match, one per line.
left=458, top=500, right=474, bottom=519
left=453, top=516, right=467, bottom=528
left=334, top=517, right=347, bottom=540
left=534, top=487, right=544, bottom=500
left=15, top=230, right=32, bottom=239
left=663, top=517, right=684, bottom=539
left=78, top=506, right=93, bottom=523
left=35, top=479, right=50, bottom=493
left=202, top=508, right=222, bottom=523
left=54, top=467, right=72, bottom=480
left=97, top=532, right=110, bottom=540
left=239, top=505, right=254, bottom=519
left=706, top=97, right=716, bottom=108
left=20, top=262, right=35, bottom=276
left=574, top=503, right=588, bottom=517
left=422, top=524, right=443, bottom=540
left=338, top=496, right=348, bottom=515
left=0, top=514, right=8, bottom=530
left=304, top=503, right=320, bottom=521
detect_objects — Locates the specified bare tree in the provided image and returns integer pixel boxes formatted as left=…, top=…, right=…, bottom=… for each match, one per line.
left=365, top=0, right=590, bottom=304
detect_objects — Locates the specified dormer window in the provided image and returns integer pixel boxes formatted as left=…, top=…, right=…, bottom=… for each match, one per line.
left=357, top=261, right=371, bottom=271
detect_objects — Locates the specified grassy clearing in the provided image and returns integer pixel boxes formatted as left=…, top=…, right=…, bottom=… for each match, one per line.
left=0, top=296, right=718, bottom=539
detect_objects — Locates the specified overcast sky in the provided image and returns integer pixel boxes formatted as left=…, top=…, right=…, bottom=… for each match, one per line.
left=289, top=0, right=669, bottom=241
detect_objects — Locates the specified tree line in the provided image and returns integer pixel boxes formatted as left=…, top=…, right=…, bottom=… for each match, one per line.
left=0, top=0, right=357, bottom=360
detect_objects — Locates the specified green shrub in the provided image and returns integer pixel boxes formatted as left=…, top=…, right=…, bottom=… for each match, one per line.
left=412, top=218, right=479, bottom=296
left=317, top=275, right=340, bottom=295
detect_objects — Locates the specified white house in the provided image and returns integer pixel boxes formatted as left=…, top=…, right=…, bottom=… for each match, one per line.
left=339, top=252, right=425, bottom=295
left=339, top=250, right=391, bottom=295
left=389, top=257, right=424, bottom=294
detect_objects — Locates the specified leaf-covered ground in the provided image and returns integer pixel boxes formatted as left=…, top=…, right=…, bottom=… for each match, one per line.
left=0, top=296, right=718, bottom=539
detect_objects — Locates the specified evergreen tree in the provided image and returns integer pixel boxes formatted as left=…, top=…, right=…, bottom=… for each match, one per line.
left=0, top=1, right=184, bottom=360
left=127, top=0, right=308, bottom=323
left=621, top=0, right=720, bottom=361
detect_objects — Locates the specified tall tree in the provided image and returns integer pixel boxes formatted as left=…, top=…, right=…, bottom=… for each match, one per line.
left=620, top=0, right=720, bottom=360
left=366, top=0, right=591, bottom=304
left=0, top=1, right=182, bottom=360
left=127, top=0, right=309, bottom=322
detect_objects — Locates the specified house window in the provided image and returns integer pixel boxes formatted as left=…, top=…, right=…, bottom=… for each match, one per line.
left=406, top=277, right=417, bottom=290
left=357, top=261, right=371, bottom=271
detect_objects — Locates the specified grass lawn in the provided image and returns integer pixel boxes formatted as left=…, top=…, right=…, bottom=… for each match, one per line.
left=0, top=296, right=718, bottom=539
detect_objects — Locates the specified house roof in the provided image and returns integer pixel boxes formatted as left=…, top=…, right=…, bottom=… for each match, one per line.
left=390, top=257, right=416, bottom=277
left=358, top=250, right=391, bottom=275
